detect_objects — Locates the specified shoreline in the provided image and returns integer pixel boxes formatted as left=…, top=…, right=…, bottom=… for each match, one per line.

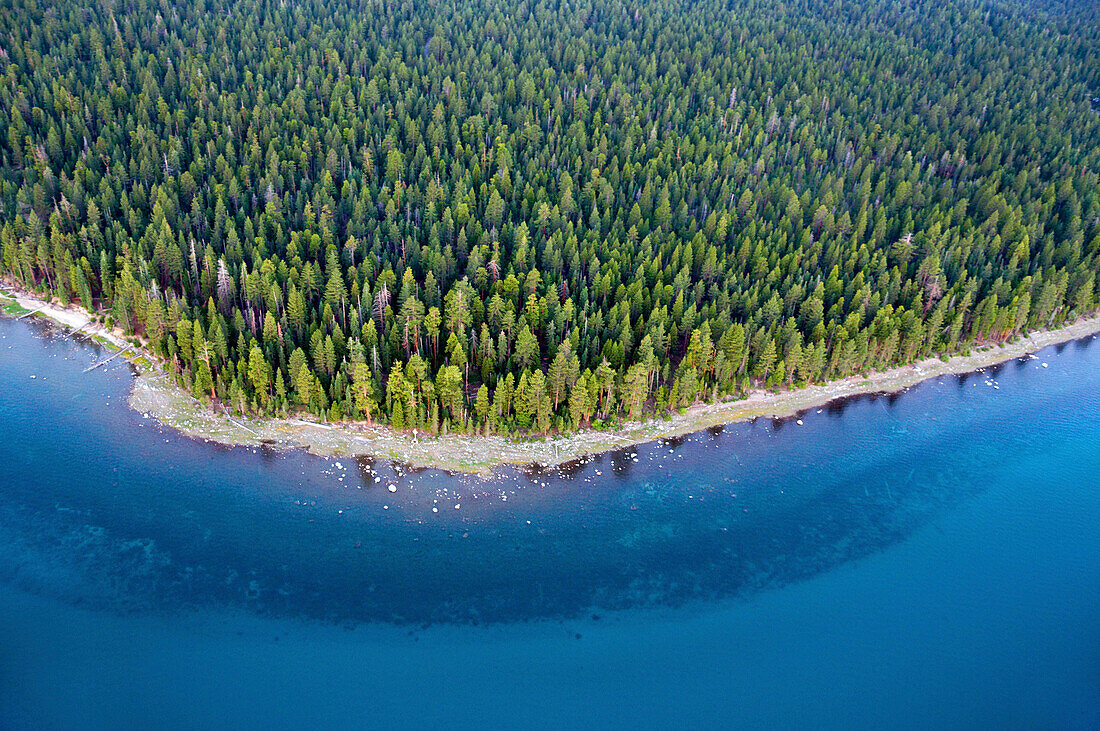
left=5, top=283, right=1099, bottom=474
left=1, top=286, right=131, bottom=351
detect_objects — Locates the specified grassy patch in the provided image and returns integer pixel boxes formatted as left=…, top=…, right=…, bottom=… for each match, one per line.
left=129, top=356, right=152, bottom=371
left=1, top=298, right=29, bottom=316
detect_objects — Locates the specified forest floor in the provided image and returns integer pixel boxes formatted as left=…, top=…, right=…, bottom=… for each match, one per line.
left=5, top=281, right=1100, bottom=474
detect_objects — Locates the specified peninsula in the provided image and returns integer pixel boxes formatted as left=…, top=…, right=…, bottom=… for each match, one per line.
left=2, top=0, right=1098, bottom=471
left=5, top=283, right=1098, bottom=473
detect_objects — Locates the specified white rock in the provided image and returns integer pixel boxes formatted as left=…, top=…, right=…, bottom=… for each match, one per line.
left=387, top=484, right=397, bottom=493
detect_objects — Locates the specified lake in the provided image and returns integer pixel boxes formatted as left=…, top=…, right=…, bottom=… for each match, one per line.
left=1, top=316, right=1098, bottom=728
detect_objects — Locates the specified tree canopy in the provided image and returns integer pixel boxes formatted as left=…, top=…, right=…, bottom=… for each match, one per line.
left=2, top=0, right=1099, bottom=434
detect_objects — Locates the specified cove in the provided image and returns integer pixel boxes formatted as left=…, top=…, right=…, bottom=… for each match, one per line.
left=1, top=316, right=1098, bottom=728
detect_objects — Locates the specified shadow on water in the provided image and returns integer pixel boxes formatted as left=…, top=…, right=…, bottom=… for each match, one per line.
left=353, top=454, right=380, bottom=488
left=662, top=434, right=688, bottom=449
left=824, top=396, right=852, bottom=416
left=1, top=317, right=1098, bottom=626
left=552, top=457, right=587, bottom=481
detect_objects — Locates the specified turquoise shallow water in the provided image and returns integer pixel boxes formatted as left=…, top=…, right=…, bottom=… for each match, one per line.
left=0, top=317, right=1098, bottom=728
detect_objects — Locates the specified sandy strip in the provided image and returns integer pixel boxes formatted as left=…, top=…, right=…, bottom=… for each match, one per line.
left=5, top=280, right=1099, bottom=474
left=1, top=283, right=129, bottom=349
left=127, top=312, right=1100, bottom=474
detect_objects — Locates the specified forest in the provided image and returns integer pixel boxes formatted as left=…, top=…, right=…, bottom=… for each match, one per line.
left=1, top=0, right=1099, bottom=436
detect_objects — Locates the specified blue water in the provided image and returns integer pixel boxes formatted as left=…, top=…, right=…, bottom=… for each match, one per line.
left=0, top=317, right=1098, bottom=728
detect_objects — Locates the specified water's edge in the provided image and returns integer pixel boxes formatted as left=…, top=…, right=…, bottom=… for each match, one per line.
left=7, top=284, right=1100, bottom=473
left=2, top=316, right=1097, bottom=626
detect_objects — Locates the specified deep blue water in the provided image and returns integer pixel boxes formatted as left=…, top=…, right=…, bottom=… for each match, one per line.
left=0, top=316, right=1098, bottom=728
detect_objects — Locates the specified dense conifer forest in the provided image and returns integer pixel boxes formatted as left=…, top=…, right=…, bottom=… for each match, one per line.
left=2, top=0, right=1099, bottom=435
